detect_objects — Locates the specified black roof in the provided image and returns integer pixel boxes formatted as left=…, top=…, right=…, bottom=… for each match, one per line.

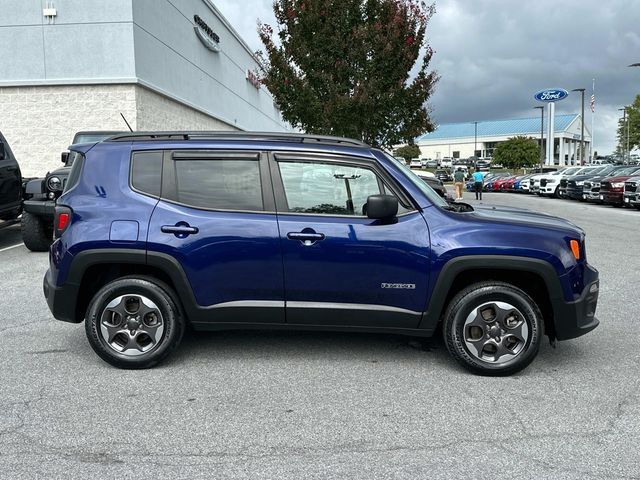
left=106, top=131, right=369, bottom=147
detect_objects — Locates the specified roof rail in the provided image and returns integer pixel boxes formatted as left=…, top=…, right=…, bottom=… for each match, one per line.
left=106, top=131, right=369, bottom=147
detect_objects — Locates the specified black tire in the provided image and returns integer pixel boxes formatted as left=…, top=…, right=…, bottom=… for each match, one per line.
left=21, top=212, right=53, bottom=251
left=85, top=276, right=185, bottom=369
left=443, top=281, right=542, bottom=376
left=554, top=187, right=561, bottom=199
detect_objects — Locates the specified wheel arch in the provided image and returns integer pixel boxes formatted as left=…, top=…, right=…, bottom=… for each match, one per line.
left=420, top=256, right=563, bottom=339
left=69, top=249, right=195, bottom=323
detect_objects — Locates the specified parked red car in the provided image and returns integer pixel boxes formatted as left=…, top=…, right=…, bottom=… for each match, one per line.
left=600, top=174, right=635, bottom=206
left=492, top=176, right=516, bottom=191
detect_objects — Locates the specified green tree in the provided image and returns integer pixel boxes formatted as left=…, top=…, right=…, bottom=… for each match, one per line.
left=394, top=144, right=421, bottom=161
left=617, top=95, right=640, bottom=155
left=492, top=136, right=539, bottom=169
left=257, top=0, right=438, bottom=149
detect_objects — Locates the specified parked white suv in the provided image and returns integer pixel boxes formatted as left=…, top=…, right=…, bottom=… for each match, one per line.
left=539, top=167, right=582, bottom=197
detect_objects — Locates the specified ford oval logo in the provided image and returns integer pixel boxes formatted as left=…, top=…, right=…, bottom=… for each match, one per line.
left=534, top=88, right=569, bottom=102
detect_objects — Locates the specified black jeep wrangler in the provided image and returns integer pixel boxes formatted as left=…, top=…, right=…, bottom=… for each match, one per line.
left=0, top=131, right=24, bottom=230
left=22, top=131, right=122, bottom=251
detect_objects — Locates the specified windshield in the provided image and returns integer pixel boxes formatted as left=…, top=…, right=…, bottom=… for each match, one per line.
left=383, top=153, right=449, bottom=208
left=560, top=167, right=579, bottom=175
left=615, top=167, right=640, bottom=176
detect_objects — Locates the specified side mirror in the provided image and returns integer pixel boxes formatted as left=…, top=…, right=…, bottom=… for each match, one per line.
left=366, top=194, right=398, bottom=220
left=61, top=151, right=69, bottom=164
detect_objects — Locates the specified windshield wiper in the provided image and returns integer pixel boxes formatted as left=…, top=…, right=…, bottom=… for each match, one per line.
left=442, top=202, right=475, bottom=213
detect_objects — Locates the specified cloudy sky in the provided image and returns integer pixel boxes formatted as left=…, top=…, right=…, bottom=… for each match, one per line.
left=216, top=0, right=640, bottom=154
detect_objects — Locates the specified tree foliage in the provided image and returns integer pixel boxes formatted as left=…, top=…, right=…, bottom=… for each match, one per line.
left=257, top=0, right=438, bottom=148
left=617, top=94, right=640, bottom=155
left=492, top=136, right=540, bottom=169
left=394, top=144, right=421, bottom=160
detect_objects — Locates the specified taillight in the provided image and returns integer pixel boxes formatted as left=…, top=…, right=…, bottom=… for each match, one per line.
left=54, top=205, right=73, bottom=238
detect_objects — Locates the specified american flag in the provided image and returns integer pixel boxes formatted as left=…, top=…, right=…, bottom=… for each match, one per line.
left=590, top=93, right=595, bottom=112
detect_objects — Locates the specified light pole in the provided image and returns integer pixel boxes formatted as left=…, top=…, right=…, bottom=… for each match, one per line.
left=534, top=106, right=544, bottom=169
left=572, top=88, right=586, bottom=164
left=618, top=107, right=627, bottom=163
left=474, top=121, right=478, bottom=159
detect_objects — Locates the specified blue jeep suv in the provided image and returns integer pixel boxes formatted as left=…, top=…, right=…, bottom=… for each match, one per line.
left=43, top=132, right=599, bottom=375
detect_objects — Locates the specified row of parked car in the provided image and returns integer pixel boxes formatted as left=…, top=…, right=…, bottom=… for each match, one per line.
left=466, top=164, right=640, bottom=208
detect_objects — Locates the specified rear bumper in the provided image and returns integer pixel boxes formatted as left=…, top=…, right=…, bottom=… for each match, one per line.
left=553, top=264, right=600, bottom=341
left=43, top=267, right=80, bottom=323
left=24, top=200, right=55, bottom=217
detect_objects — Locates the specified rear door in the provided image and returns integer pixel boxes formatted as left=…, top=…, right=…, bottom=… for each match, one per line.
left=146, top=149, right=284, bottom=325
left=0, top=135, right=22, bottom=217
left=271, top=152, right=431, bottom=329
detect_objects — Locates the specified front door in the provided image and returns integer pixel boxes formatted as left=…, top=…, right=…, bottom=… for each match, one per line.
left=146, top=150, right=284, bottom=325
left=272, top=153, right=431, bottom=328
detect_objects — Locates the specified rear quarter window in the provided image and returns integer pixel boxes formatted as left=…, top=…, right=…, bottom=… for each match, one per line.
left=64, top=152, right=85, bottom=193
left=131, top=151, right=163, bottom=198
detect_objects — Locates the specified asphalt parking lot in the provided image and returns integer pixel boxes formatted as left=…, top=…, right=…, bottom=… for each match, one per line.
left=1, top=194, right=639, bottom=479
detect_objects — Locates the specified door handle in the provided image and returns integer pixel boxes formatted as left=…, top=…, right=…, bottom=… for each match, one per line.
left=287, top=231, right=325, bottom=245
left=161, top=223, right=199, bottom=238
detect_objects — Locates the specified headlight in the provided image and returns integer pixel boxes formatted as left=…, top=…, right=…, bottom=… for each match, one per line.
left=547, top=178, right=557, bottom=183
left=47, top=176, right=62, bottom=192
left=611, top=182, right=624, bottom=188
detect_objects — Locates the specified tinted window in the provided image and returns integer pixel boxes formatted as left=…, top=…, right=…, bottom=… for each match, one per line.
left=64, top=151, right=85, bottom=193
left=279, top=162, right=381, bottom=215
left=131, top=151, right=162, bottom=198
left=173, top=159, right=262, bottom=211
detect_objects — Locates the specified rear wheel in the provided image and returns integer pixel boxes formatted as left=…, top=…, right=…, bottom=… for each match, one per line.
left=21, top=212, right=53, bottom=251
left=443, top=281, right=542, bottom=376
left=85, top=276, right=185, bottom=369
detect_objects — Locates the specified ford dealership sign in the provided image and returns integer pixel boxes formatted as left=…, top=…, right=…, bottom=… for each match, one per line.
left=534, top=88, right=569, bottom=102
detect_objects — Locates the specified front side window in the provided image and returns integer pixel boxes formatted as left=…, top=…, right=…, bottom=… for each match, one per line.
left=279, top=161, right=382, bottom=216
left=172, top=159, right=263, bottom=211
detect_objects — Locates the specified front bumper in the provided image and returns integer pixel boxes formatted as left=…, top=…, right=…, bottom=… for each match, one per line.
left=23, top=199, right=55, bottom=217
left=599, top=191, right=623, bottom=204
left=566, top=187, right=584, bottom=200
left=539, top=184, right=558, bottom=195
left=624, top=193, right=639, bottom=206
left=553, top=264, right=599, bottom=341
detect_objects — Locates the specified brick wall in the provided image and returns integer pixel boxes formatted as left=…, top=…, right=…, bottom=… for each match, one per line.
left=0, top=84, right=237, bottom=177
left=135, top=86, right=237, bottom=132
left=0, top=84, right=137, bottom=177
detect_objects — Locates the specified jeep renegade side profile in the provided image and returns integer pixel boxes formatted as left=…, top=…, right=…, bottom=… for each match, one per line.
left=43, top=132, right=600, bottom=376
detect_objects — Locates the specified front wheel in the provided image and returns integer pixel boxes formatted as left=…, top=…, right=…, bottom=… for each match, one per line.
left=85, top=276, right=185, bottom=369
left=443, top=281, right=542, bottom=376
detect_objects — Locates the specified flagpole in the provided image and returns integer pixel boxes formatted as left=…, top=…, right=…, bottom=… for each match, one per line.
left=590, top=78, right=595, bottom=161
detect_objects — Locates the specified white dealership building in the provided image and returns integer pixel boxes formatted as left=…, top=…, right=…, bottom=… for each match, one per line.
left=0, top=0, right=289, bottom=176
left=415, top=114, right=592, bottom=165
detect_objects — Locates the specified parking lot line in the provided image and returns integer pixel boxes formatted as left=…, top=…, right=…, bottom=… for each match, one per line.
left=0, top=243, right=23, bottom=253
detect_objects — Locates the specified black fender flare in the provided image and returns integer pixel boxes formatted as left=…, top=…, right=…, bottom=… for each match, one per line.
left=418, top=255, right=564, bottom=331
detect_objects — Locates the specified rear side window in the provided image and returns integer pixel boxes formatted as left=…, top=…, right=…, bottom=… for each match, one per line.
left=131, top=151, right=162, bottom=198
left=64, top=151, right=85, bottom=193
left=171, top=159, right=263, bottom=211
